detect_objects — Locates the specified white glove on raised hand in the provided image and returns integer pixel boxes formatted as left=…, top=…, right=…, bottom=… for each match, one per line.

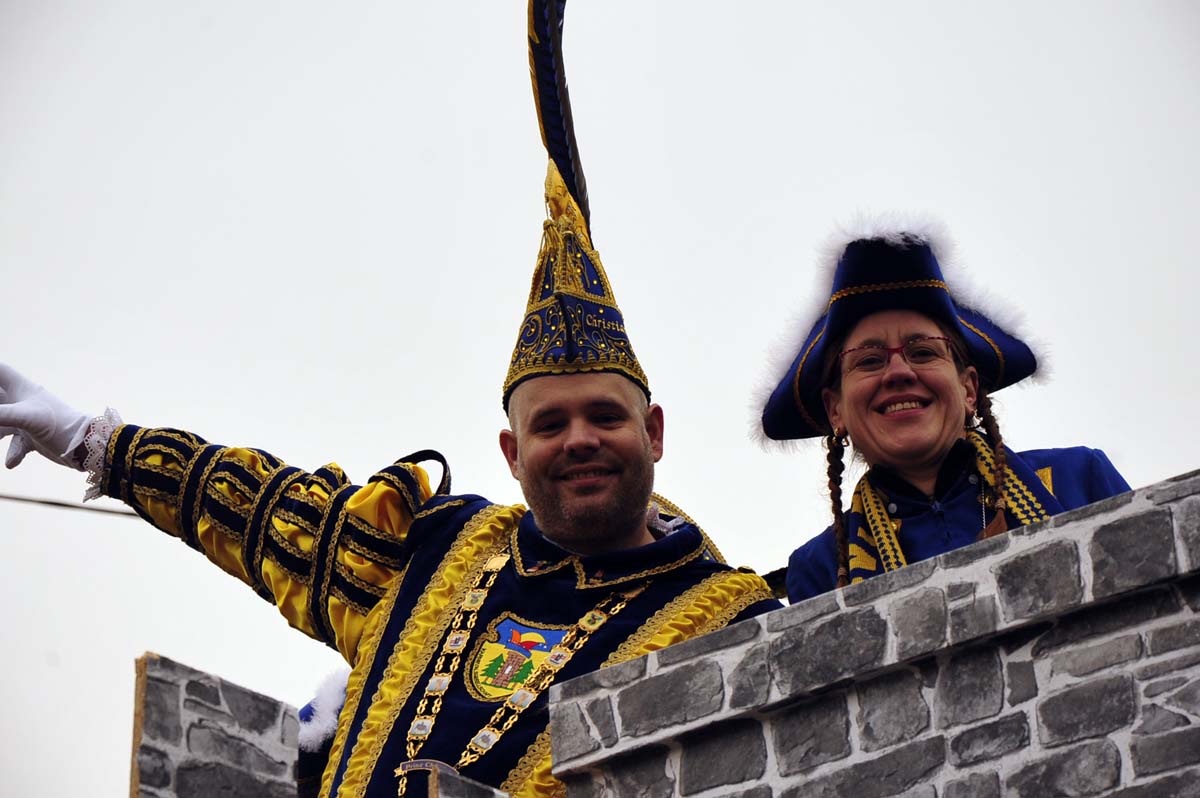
left=0, top=363, right=91, bottom=470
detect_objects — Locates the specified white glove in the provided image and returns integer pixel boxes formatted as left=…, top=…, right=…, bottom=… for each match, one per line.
left=0, top=363, right=91, bottom=470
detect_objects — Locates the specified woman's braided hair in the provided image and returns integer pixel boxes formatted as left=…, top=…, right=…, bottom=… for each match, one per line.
left=825, top=428, right=849, bottom=588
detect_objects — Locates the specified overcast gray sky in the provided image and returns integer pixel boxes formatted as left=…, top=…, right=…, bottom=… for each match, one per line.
left=2, top=1, right=1197, bottom=794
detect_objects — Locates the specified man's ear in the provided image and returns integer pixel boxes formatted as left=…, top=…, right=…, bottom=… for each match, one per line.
left=645, top=404, right=664, bottom=462
left=821, top=387, right=843, bottom=432
left=499, top=429, right=521, bottom=480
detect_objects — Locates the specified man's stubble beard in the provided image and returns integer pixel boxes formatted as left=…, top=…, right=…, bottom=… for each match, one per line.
left=520, top=444, right=656, bottom=554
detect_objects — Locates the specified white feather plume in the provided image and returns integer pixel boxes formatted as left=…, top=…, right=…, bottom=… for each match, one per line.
left=298, top=666, right=352, bottom=752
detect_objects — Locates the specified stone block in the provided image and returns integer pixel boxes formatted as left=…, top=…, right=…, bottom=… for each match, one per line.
left=939, top=532, right=1009, bottom=568
left=550, top=702, right=601, bottom=763
left=186, top=719, right=290, bottom=777
left=994, top=540, right=1083, bottom=622
left=1135, top=704, right=1191, bottom=735
left=137, top=746, right=172, bottom=789
left=766, top=592, right=839, bottom=632
left=1131, top=725, right=1200, bottom=775
left=554, top=656, right=646, bottom=701
left=1036, top=675, right=1136, bottom=746
left=280, top=708, right=299, bottom=748
left=175, top=761, right=293, bottom=798
left=1005, top=739, right=1120, bottom=798
left=1049, top=633, right=1143, bottom=678
left=144, top=677, right=183, bottom=745
left=181, top=698, right=235, bottom=725
left=1006, top=660, right=1038, bottom=706
left=617, top=659, right=724, bottom=737
left=842, top=559, right=936, bottom=606
left=771, top=693, right=850, bottom=776
left=1180, top=494, right=1200, bottom=568
left=1148, top=470, right=1200, bottom=505
left=1032, top=587, right=1178, bottom=656
left=220, top=680, right=282, bottom=735
left=945, top=582, right=974, bottom=602
left=680, top=719, right=766, bottom=795
left=656, top=617, right=761, bottom=667
left=1147, top=617, right=1200, bottom=655
left=711, top=788, right=773, bottom=798
left=944, top=772, right=999, bottom=798
left=604, top=745, right=675, bottom=798
left=948, top=711, right=1029, bottom=765
left=1051, top=491, right=1135, bottom=526
left=184, top=676, right=222, bottom=707
left=935, top=648, right=1003, bottom=729
left=1168, top=677, right=1200, bottom=714
left=1090, top=509, right=1177, bottom=598
left=1144, top=676, right=1186, bottom=698
left=855, top=670, right=930, bottom=752
left=949, top=594, right=998, bottom=645
left=730, top=642, right=771, bottom=710
left=777, top=736, right=945, bottom=798
left=891, top=588, right=946, bottom=661
left=586, top=697, right=618, bottom=748
left=562, top=774, right=605, bottom=798
left=1135, top=648, right=1200, bottom=680
left=770, top=607, right=887, bottom=699
left=1104, top=767, right=1200, bottom=798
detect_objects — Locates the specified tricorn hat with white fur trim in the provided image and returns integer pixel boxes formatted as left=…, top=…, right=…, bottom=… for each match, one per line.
left=760, top=221, right=1039, bottom=441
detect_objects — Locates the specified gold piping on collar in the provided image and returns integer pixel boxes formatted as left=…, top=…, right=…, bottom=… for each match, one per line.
left=509, top=523, right=707, bottom=589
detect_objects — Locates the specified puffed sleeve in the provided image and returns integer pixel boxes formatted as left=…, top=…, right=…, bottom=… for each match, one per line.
left=101, top=424, right=434, bottom=663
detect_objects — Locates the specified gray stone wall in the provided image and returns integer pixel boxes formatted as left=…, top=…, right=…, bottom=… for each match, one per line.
left=130, top=653, right=299, bottom=798
left=128, top=652, right=507, bottom=798
left=548, top=470, right=1200, bottom=797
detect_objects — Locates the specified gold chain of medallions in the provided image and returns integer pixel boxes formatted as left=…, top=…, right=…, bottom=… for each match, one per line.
left=394, top=548, right=649, bottom=796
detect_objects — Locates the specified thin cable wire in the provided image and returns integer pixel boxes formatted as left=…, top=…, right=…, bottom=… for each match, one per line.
left=0, top=491, right=138, bottom=518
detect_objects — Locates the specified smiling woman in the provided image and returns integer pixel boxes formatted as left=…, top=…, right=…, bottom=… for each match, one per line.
left=759, top=218, right=1132, bottom=604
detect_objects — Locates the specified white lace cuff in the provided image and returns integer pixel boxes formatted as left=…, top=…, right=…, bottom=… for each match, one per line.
left=81, top=408, right=123, bottom=502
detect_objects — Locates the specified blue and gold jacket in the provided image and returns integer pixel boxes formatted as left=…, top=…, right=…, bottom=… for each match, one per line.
left=786, top=439, right=1131, bottom=604
left=101, top=425, right=779, bottom=797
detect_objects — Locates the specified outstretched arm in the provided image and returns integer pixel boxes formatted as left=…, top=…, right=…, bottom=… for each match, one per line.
left=0, top=363, right=434, bottom=664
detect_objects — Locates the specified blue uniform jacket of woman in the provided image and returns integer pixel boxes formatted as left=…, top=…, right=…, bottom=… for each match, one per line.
left=786, top=440, right=1130, bottom=604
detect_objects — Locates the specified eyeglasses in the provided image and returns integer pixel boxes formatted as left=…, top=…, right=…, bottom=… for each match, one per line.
left=838, top=336, right=954, bottom=376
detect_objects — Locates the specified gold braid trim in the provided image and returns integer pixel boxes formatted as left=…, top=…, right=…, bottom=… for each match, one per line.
left=828, top=279, right=948, bottom=304
left=966, top=432, right=1050, bottom=527
left=337, top=505, right=522, bottom=798
left=499, top=570, right=771, bottom=797
left=958, top=317, right=1006, bottom=386
left=853, top=479, right=908, bottom=574
left=319, top=563, right=408, bottom=798
left=789, top=328, right=826, bottom=433
left=500, top=728, right=564, bottom=798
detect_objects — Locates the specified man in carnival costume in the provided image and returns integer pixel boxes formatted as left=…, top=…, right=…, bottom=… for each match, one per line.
left=0, top=3, right=778, bottom=796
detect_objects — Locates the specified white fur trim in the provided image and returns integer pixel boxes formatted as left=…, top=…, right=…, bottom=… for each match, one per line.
left=298, top=666, right=351, bottom=752
left=750, top=211, right=1049, bottom=450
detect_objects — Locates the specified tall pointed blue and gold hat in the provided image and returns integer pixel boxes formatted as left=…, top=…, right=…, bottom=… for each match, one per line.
left=502, top=0, right=649, bottom=410
left=759, top=218, right=1041, bottom=441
